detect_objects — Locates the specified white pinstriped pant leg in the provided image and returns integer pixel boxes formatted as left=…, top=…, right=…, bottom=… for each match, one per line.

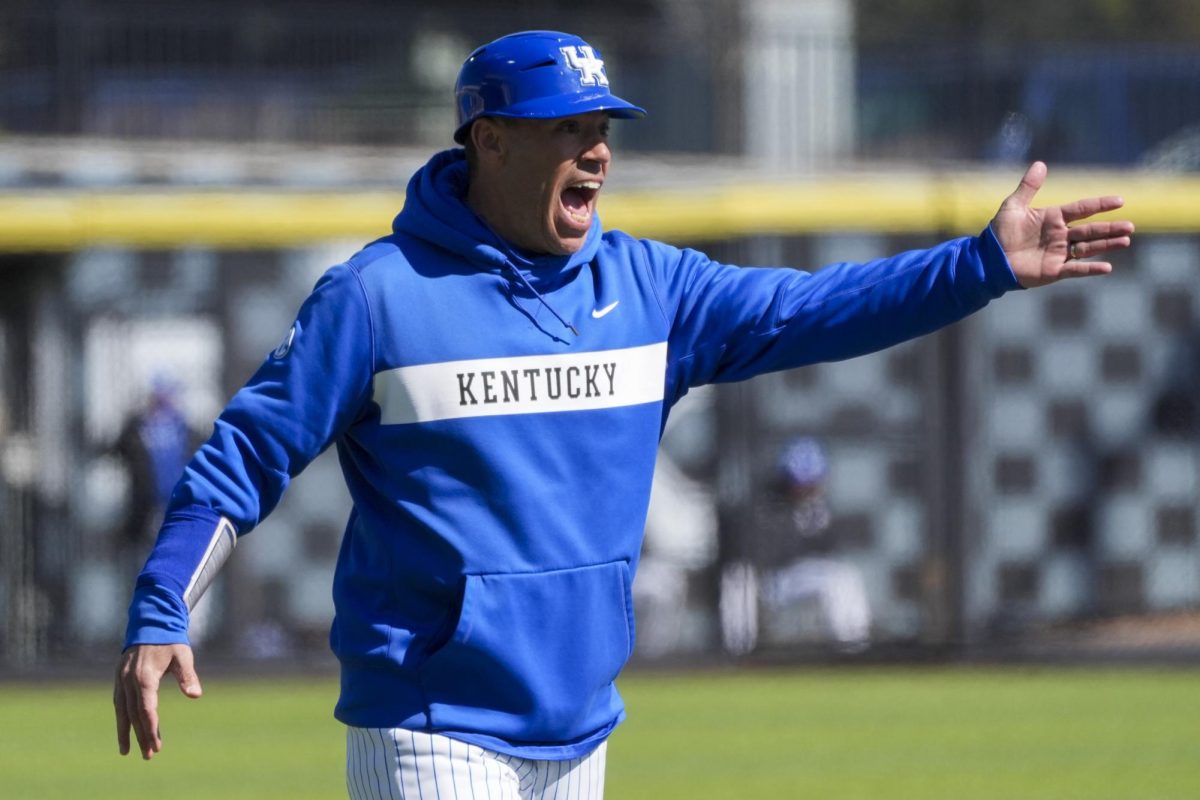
left=495, top=742, right=606, bottom=800
left=346, top=727, right=607, bottom=800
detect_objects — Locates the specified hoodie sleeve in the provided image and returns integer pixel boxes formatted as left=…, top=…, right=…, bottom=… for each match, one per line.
left=124, top=263, right=375, bottom=648
left=651, top=225, right=1020, bottom=397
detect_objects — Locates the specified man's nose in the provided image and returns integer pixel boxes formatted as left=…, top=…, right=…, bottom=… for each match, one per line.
left=581, top=138, right=611, bottom=170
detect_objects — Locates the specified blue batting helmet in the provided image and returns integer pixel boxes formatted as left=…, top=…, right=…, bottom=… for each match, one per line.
left=453, top=30, right=647, bottom=144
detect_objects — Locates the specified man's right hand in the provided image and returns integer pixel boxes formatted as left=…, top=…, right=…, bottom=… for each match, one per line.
left=114, top=643, right=202, bottom=760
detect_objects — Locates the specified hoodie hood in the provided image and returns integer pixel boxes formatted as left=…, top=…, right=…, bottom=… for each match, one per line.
left=393, top=148, right=604, bottom=280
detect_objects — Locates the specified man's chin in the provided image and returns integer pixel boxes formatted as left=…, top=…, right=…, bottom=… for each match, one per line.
left=549, top=240, right=584, bottom=256
left=552, top=225, right=589, bottom=255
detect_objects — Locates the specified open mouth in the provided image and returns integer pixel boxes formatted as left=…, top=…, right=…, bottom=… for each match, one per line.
left=560, top=181, right=601, bottom=227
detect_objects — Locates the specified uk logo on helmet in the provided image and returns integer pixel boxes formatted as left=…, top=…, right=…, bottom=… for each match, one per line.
left=560, top=46, right=609, bottom=87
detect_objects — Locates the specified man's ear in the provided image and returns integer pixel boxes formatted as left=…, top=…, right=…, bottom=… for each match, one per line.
left=470, top=118, right=507, bottom=164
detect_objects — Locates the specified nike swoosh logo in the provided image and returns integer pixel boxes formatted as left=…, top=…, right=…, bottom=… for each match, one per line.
left=592, top=300, right=620, bottom=319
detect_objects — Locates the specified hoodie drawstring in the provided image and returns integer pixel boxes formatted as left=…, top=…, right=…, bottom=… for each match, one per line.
left=504, top=263, right=580, bottom=338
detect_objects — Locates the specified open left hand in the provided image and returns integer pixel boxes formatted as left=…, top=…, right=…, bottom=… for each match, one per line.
left=114, top=643, right=202, bottom=760
left=990, top=161, right=1135, bottom=289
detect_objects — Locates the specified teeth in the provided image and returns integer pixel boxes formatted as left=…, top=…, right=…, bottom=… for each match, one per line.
left=571, top=181, right=602, bottom=190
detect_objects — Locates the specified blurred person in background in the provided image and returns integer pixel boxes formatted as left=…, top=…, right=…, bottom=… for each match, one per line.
left=109, top=374, right=214, bottom=643
left=774, top=437, right=871, bottom=651
left=110, top=374, right=198, bottom=577
left=721, top=436, right=870, bottom=656
left=112, top=29, right=1133, bottom=799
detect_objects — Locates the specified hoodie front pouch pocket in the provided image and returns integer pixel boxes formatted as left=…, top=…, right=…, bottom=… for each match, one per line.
left=420, top=560, right=634, bottom=743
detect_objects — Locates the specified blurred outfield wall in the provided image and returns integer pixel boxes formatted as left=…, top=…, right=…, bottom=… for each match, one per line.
left=2, top=164, right=1200, bottom=669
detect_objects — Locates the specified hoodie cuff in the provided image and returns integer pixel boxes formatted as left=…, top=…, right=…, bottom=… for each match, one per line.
left=981, top=223, right=1023, bottom=293
left=124, top=583, right=190, bottom=650
left=122, top=505, right=236, bottom=650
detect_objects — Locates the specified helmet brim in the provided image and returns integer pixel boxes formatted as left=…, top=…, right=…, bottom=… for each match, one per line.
left=453, top=93, right=647, bottom=144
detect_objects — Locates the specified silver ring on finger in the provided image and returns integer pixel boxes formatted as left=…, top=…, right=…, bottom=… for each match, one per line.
left=1068, top=242, right=1080, bottom=259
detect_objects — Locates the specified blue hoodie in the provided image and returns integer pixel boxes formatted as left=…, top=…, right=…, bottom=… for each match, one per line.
left=126, top=149, right=1019, bottom=759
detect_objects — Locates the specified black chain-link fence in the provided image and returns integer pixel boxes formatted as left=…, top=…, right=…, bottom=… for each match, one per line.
left=3, top=1, right=1199, bottom=670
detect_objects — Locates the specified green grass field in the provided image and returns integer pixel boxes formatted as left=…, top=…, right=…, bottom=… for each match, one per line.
left=3, top=666, right=1197, bottom=799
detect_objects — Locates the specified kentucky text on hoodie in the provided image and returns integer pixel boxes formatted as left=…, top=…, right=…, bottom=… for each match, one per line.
left=125, top=148, right=1020, bottom=760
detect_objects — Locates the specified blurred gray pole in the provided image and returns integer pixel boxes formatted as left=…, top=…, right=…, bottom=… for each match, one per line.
left=0, top=267, right=35, bottom=667
left=741, top=0, right=856, bottom=170
left=714, top=236, right=785, bottom=654
left=919, top=280, right=968, bottom=654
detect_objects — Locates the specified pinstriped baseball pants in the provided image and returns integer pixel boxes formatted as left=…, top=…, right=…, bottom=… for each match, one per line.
left=346, top=727, right=608, bottom=800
